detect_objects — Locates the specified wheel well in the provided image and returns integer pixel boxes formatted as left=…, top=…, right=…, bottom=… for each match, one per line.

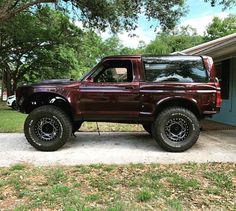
left=155, top=98, right=202, bottom=120
left=24, top=92, right=73, bottom=119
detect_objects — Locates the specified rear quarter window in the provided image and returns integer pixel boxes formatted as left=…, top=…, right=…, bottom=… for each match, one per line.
left=144, top=58, right=208, bottom=83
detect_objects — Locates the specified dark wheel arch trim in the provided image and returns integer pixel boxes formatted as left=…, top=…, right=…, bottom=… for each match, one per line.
left=22, top=92, right=75, bottom=118
left=154, top=97, right=202, bottom=120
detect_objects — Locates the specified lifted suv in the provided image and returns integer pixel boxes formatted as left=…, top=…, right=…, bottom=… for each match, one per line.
left=16, top=55, right=221, bottom=152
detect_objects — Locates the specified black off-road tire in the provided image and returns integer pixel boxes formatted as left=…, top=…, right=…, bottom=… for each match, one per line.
left=24, top=105, right=72, bottom=151
left=142, top=123, right=152, bottom=135
left=152, top=107, right=200, bottom=152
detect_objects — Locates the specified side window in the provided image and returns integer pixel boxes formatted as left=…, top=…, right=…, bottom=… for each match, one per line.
left=93, top=60, right=133, bottom=83
left=144, top=60, right=208, bottom=83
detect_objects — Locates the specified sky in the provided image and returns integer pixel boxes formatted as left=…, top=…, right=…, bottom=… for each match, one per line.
left=98, top=0, right=236, bottom=48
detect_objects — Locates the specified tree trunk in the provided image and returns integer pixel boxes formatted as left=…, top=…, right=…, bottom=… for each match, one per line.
left=12, top=78, right=18, bottom=94
left=5, top=70, right=13, bottom=96
left=1, top=71, right=4, bottom=101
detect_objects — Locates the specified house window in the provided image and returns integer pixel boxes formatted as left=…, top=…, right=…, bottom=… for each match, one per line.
left=215, top=59, right=230, bottom=100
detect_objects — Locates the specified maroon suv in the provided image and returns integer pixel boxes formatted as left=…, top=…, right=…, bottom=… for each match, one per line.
left=16, top=55, right=221, bottom=152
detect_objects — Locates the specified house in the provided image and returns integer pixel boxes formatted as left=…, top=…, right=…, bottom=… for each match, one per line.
left=181, top=33, right=236, bottom=126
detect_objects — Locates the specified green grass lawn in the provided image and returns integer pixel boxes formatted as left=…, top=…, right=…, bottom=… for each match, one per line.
left=0, top=102, right=26, bottom=133
left=0, top=163, right=235, bottom=210
left=0, top=101, right=143, bottom=133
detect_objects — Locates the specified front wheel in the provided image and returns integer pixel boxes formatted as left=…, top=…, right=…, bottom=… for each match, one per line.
left=24, top=105, right=72, bottom=151
left=152, top=107, right=200, bottom=152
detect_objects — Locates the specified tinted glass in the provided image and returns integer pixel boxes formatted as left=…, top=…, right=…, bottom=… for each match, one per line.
left=144, top=58, right=208, bottom=83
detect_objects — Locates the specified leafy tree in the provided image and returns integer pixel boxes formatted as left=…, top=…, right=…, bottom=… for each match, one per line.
left=0, top=7, right=137, bottom=95
left=144, top=26, right=204, bottom=54
left=72, top=31, right=104, bottom=78
left=205, top=14, right=236, bottom=41
left=144, top=37, right=171, bottom=55
left=73, top=34, right=140, bottom=78
left=0, top=0, right=187, bottom=32
left=1, top=0, right=235, bottom=31
left=0, top=0, right=56, bottom=22
left=204, top=0, right=236, bottom=9
left=0, top=7, right=82, bottom=95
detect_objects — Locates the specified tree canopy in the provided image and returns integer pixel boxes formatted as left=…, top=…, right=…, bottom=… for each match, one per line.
left=0, top=7, right=82, bottom=95
left=204, top=0, right=236, bottom=9
left=1, top=0, right=235, bottom=32
left=0, top=6, right=134, bottom=96
left=205, top=14, right=236, bottom=40
left=143, top=26, right=204, bottom=54
left=140, top=13, right=236, bottom=55
left=0, top=0, right=186, bottom=32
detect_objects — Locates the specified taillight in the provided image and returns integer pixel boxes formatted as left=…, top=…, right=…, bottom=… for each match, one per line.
left=216, top=91, right=221, bottom=107
left=214, top=77, right=221, bottom=108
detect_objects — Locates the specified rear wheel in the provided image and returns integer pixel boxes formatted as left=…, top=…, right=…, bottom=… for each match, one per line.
left=152, top=107, right=200, bottom=152
left=24, top=105, right=72, bottom=151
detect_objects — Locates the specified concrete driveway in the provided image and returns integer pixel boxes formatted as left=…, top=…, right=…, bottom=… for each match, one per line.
left=0, top=130, right=235, bottom=167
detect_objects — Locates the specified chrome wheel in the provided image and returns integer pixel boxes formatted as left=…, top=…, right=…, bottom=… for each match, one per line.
left=164, top=118, right=189, bottom=142
left=34, top=117, right=60, bottom=141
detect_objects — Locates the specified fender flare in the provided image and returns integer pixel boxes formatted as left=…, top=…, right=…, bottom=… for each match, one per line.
left=156, top=96, right=198, bottom=107
left=154, top=96, right=201, bottom=118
